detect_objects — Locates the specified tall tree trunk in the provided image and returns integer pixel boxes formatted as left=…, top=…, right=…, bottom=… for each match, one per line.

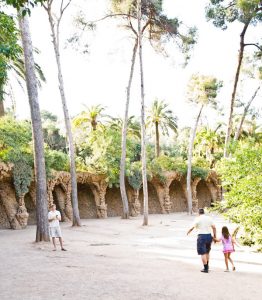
left=0, top=101, right=4, bottom=117
left=18, top=14, right=50, bottom=242
left=234, top=86, right=260, bottom=141
left=155, top=121, right=160, bottom=157
left=120, top=38, right=138, bottom=219
left=137, top=0, right=149, bottom=226
left=224, top=20, right=251, bottom=157
left=91, top=120, right=97, bottom=131
left=45, top=3, right=81, bottom=226
left=187, top=105, right=203, bottom=214
left=0, top=99, right=5, bottom=118
left=0, top=83, right=5, bottom=117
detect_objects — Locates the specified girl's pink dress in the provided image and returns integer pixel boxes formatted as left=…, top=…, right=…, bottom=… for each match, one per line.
left=221, top=235, right=235, bottom=253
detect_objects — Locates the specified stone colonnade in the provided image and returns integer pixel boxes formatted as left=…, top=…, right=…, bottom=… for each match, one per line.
left=0, top=164, right=221, bottom=229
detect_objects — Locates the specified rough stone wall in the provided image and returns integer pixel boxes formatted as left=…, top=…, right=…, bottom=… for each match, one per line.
left=196, top=180, right=212, bottom=208
left=0, top=195, right=10, bottom=228
left=24, top=193, right=36, bottom=225
left=106, top=187, right=123, bottom=217
left=0, top=180, right=25, bottom=229
left=0, top=163, right=222, bottom=229
left=77, top=183, right=97, bottom=219
left=148, top=183, right=162, bottom=214
left=169, top=180, right=188, bottom=212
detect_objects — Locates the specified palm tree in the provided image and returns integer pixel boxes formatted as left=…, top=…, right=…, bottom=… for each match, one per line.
left=0, top=12, right=45, bottom=117
left=109, top=116, right=141, bottom=139
left=186, top=74, right=222, bottom=214
left=73, top=104, right=105, bottom=132
left=194, top=125, right=223, bottom=168
left=147, top=99, right=178, bottom=157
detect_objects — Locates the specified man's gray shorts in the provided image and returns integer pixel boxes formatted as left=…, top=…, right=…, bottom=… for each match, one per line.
left=49, top=226, right=62, bottom=238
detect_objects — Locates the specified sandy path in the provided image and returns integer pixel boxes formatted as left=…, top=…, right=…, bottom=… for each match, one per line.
left=0, top=213, right=261, bottom=300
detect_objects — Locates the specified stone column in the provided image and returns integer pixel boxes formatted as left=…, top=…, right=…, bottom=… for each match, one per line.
left=192, top=178, right=201, bottom=212
left=64, top=189, right=73, bottom=221
left=128, top=188, right=141, bottom=217
left=153, top=181, right=171, bottom=214
left=90, top=180, right=108, bottom=219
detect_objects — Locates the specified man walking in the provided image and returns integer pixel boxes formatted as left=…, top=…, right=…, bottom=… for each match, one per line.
left=48, top=204, right=67, bottom=251
left=187, top=208, right=216, bottom=273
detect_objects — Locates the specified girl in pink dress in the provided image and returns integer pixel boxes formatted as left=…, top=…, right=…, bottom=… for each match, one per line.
left=215, top=226, right=236, bottom=272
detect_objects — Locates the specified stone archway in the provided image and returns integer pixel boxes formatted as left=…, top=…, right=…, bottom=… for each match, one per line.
left=169, top=180, right=188, bottom=212
left=77, top=183, right=97, bottom=219
left=105, top=187, right=123, bottom=217
left=196, top=180, right=212, bottom=209
left=24, top=193, right=36, bottom=225
left=140, top=183, right=162, bottom=214
left=0, top=195, right=10, bottom=228
left=52, top=184, right=69, bottom=221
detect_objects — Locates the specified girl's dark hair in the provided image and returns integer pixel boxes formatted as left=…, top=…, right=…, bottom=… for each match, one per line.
left=222, top=226, right=230, bottom=239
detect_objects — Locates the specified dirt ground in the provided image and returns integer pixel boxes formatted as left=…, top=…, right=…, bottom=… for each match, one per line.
left=0, top=213, right=261, bottom=300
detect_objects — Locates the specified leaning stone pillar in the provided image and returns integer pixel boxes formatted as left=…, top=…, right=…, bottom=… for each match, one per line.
left=153, top=181, right=171, bottom=214
left=0, top=182, right=23, bottom=229
left=64, top=190, right=73, bottom=221
left=163, top=184, right=172, bottom=213
left=97, top=180, right=108, bottom=218
left=90, top=180, right=108, bottom=219
left=192, top=178, right=201, bottom=212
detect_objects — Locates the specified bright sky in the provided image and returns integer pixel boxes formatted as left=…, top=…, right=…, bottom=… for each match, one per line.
left=7, top=0, right=262, bottom=128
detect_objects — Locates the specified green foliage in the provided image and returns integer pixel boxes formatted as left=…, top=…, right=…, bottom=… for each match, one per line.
left=192, top=156, right=210, bottom=169
left=217, top=142, right=262, bottom=248
left=191, top=166, right=209, bottom=180
left=148, top=155, right=187, bottom=178
left=194, top=126, right=224, bottom=168
left=206, top=0, right=262, bottom=29
left=41, top=110, right=67, bottom=152
left=45, top=149, right=69, bottom=174
left=150, top=155, right=176, bottom=172
left=109, top=116, right=141, bottom=140
left=0, top=117, right=33, bottom=197
left=127, top=161, right=142, bottom=190
left=0, top=11, right=45, bottom=102
left=111, top=0, right=197, bottom=63
left=75, top=126, right=141, bottom=187
left=11, top=151, right=33, bottom=197
left=148, top=155, right=209, bottom=181
left=0, top=116, right=32, bottom=155
left=187, top=74, right=223, bottom=108
left=73, top=104, right=105, bottom=132
left=2, top=0, right=47, bottom=15
left=147, top=99, right=178, bottom=136
left=0, top=116, right=69, bottom=195
left=0, top=12, right=22, bottom=60
left=0, top=12, right=23, bottom=101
